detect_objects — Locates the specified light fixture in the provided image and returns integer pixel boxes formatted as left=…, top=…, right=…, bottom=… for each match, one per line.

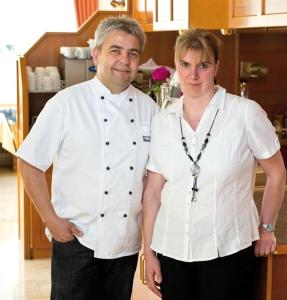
left=220, top=28, right=234, bottom=36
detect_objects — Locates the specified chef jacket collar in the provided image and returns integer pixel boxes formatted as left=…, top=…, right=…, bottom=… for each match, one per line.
left=93, top=76, right=133, bottom=100
left=163, top=85, right=226, bottom=118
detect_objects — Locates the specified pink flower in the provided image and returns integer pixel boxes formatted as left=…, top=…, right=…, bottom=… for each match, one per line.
left=151, top=66, right=171, bottom=82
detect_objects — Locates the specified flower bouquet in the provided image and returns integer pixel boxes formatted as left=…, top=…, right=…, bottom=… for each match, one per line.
left=147, top=66, right=171, bottom=101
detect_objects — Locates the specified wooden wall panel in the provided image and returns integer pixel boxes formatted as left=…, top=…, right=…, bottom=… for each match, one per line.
left=143, top=31, right=178, bottom=67
left=239, top=32, right=287, bottom=120
left=215, top=32, right=238, bottom=95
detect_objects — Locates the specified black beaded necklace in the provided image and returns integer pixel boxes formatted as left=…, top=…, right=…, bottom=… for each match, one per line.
left=179, top=108, right=219, bottom=202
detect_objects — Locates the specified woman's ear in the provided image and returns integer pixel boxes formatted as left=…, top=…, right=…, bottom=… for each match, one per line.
left=215, top=60, right=220, bottom=76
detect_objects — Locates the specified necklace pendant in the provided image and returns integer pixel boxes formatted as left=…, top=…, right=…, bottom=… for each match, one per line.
left=191, top=164, right=200, bottom=177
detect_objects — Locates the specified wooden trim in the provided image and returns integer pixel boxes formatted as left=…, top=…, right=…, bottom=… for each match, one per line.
left=266, top=255, right=273, bottom=300
left=31, top=248, right=52, bottom=259
left=275, top=244, right=287, bottom=254
left=170, top=0, right=174, bottom=21
left=155, top=0, right=158, bottom=22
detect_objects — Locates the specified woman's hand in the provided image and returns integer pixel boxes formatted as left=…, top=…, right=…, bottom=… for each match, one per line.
left=145, top=250, right=162, bottom=298
left=254, top=230, right=277, bottom=256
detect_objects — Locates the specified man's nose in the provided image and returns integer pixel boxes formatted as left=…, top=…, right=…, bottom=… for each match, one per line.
left=119, top=52, right=130, bottom=64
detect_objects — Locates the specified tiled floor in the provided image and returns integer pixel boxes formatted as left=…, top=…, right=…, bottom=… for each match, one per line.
left=0, top=166, right=51, bottom=300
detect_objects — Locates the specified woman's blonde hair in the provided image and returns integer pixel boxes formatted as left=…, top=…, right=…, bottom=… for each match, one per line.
left=175, top=29, right=221, bottom=63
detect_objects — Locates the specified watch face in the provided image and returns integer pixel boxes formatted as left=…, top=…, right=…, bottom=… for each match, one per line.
left=262, top=224, right=275, bottom=232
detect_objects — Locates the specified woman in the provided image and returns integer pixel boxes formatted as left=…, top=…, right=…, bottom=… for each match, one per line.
left=142, top=29, right=286, bottom=300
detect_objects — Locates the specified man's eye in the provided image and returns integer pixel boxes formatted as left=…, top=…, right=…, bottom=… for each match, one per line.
left=129, top=52, right=139, bottom=58
left=111, top=49, right=120, bottom=54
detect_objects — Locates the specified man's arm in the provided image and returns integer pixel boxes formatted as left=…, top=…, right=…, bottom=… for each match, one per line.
left=255, top=150, right=286, bottom=256
left=18, top=158, right=83, bottom=242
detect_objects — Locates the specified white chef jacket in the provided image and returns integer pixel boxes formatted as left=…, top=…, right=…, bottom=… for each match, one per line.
left=17, top=77, right=157, bottom=259
left=147, top=85, right=280, bottom=262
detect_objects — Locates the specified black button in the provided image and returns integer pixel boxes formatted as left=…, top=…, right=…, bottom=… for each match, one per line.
left=104, top=118, right=108, bottom=122
left=100, top=213, right=105, bottom=217
left=130, top=166, right=133, bottom=170
left=106, top=141, right=110, bottom=145
left=123, top=214, right=128, bottom=218
left=130, top=119, right=134, bottom=123
left=133, top=141, right=136, bottom=145
left=101, top=96, right=104, bottom=100
left=106, top=166, right=110, bottom=170
left=129, top=98, right=133, bottom=102
left=129, top=191, right=132, bottom=195
left=104, top=191, right=108, bottom=195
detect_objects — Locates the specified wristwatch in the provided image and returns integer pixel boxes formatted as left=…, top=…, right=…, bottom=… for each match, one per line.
left=261, top=223, right=276, bottom=232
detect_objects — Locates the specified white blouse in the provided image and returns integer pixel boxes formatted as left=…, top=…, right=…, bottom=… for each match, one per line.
left=17, top=77, right=157, bottom=259
left=147, top=86, right=280, bottom=262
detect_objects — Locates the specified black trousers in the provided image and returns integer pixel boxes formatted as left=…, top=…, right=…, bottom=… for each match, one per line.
left=158, top=244, right=256, bottom=300
left=51, top=238, right=138, bottom=300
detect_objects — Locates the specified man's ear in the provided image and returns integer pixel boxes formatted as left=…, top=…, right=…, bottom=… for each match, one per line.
left=92, top=47, right=100, bottom=65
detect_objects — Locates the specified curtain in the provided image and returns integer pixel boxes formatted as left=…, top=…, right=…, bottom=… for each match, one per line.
left=74, top=0, right=98, bottom=27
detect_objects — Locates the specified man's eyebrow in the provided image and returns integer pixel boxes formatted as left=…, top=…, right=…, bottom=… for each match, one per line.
left=109, top=45, right=140, bottom=53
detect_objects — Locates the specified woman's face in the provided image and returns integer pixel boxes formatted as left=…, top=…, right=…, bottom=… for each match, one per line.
left=176, top=49, right=219, bottom=100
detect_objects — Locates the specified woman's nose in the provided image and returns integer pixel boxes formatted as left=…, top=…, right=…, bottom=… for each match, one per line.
left=189, top=66, right=198, bottom=79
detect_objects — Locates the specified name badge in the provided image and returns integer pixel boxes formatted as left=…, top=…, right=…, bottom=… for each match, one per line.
left=143, top=135, right=151, bottom=142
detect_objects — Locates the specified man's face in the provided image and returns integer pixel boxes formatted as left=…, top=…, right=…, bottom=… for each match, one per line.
left=93, top=30, right=141, bottom=94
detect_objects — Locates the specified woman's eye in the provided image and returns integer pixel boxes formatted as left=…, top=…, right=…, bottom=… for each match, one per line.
left=180, top=61, right=189, bottom=68
left=199, top=63, right=209, bottom=69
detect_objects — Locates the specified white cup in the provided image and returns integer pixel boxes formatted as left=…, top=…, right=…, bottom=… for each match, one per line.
left=75, top=47, right=87, bottom=59
left=27, top=71, right=36, bottom=92
left=50, top=72, right=61, bottom=91
left=35, top=67, right=45, bottom=91
left=60, top=47, right=76, bottom=58
left=42, top=75, right=53, bottom=92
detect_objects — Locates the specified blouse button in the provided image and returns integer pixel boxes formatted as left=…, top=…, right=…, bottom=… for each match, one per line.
left=129, top=191, right=132, bottom=195
left=133, top=141, right=136, bottom=145
left=130, top=119, right=134, bottom=123
left=106, top=166, right=110, bottom=170
left=130, top=166, right=133, bottom=170
left=104, top=118, right=108, bottom=122
left=105, top=141, right=110, bottom=145
left=101, top=96, right=104, bottom=100
left=104, top=191, right=108, bottom=195
left=100, top=213, right=105, bottom=217
left=123, top=214, right=128, bottom=218
left=129, top=98, right=133, bottom=102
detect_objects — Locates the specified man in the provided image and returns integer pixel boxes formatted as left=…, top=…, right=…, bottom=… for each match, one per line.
left=17, top=16, right=156, bottom=300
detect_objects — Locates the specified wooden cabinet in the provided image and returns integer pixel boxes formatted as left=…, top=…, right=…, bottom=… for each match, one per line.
left=230, top=0, right=287, bottom=28
left=151, top=0, right=287, bottom=31
left=255, top=246, right=287, bottom=300
left=153, top=0, right=229, bottom=31
left=132, top=0, right=154, bottom=31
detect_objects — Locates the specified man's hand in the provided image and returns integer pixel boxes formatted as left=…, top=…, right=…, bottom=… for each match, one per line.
left=46, top=215, right=83, bottom=243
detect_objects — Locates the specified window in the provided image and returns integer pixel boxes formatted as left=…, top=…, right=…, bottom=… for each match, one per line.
left=0, top=0, right=77, bottom=105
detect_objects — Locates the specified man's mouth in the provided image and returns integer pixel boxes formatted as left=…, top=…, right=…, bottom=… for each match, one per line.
left=114, top=67, right=130, bottom=73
